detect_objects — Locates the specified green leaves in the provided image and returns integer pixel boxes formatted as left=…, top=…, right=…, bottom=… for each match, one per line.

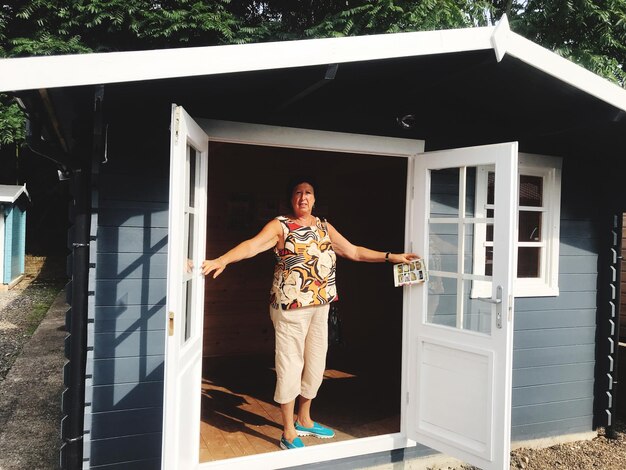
left=303, top=0, right=495, bottom=38
left=517, top=0, right=626, bottom=86
left=0, top=95, right=26, bottom=147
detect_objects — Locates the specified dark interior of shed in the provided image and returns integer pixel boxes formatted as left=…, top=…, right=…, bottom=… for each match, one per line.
left=198, top=142, right=407, bottom=460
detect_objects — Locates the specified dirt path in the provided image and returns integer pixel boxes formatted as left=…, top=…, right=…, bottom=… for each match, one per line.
left=0, top=256, right=66, bottom=382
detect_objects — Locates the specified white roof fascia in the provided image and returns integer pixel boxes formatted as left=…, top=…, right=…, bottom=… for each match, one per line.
left=0, top=26, right=495, bottom=92
left=0, top=184, right=27, bottom=203
left=491, top=14, right=511, bottom=62
left=504, top=31, right=626, bottom=113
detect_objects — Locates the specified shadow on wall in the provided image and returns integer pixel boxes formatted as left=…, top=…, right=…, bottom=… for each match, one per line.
left=88, top=197, right=168, bottom=467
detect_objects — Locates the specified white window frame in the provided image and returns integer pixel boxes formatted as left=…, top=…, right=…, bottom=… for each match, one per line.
left=471, top=153, right=562, bottom=298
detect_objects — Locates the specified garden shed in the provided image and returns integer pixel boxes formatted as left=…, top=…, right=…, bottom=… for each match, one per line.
left=0, top=15, right=625, bottom=470
left=0, top=184, right=28, bottom=290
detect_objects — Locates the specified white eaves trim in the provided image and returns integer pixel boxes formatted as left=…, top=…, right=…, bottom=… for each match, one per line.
left=504, top=31, right=626, bottom=113
left=0, top=184, right=28, bottom=204
left=0, top=25, right=494, bottom=92
left=1, top=15, right=626, bottom=113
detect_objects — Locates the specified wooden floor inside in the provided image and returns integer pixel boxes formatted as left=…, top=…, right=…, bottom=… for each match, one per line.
left=199, top=354, right=401, bottom=462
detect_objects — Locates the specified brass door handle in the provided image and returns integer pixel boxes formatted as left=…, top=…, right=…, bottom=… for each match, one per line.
left=168, top=311, right=175, bottom=336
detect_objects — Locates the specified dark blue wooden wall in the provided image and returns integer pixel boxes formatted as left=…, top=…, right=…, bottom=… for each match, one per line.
left=511, top=162, right=598, bottom=440
left=83, top=105, right=170, bottom=469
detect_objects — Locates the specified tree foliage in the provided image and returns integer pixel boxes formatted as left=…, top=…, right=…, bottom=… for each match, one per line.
left=0, top=93, right=25, bottom=146
left=514, top=0, right=626, bottom=86
left=1, top=0, right=625, bottom=146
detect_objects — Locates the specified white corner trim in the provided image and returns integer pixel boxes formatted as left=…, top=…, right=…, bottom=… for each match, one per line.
left=491, top=14, right=511, bottom=62
left=0, top=27, right=496, bottom=92
left=506, top=32, right=626, bottom=113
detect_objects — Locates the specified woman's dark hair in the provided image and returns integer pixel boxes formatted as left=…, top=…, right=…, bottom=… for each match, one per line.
left=286, top=175, right=317, bottom=202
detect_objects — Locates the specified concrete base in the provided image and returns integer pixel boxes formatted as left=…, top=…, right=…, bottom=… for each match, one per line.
left=364, top=431, right=598, bottom=470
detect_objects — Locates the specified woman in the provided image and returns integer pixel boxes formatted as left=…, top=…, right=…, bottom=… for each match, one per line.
left=201, top=177, right=418, bottom=450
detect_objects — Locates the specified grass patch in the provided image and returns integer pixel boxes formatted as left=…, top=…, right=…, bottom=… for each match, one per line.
left=25, top=283, right=65, bottom=336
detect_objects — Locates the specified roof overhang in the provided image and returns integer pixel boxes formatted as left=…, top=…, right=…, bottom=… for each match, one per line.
left=1, top=16, right=625, bottom=114
left=0, top=184, right=29, bottom=204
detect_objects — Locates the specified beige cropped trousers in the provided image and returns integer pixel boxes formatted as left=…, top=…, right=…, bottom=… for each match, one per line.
left=270, top=304, right=330, bottom=404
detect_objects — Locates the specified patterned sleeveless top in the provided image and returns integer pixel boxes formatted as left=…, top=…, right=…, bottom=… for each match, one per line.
left=270, top=216, right=338, bottom=310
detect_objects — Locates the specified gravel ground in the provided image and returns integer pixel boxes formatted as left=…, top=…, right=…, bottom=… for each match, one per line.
left=507, top=421, right=626, bottom=470
left=0, top=255, right=66, bottom=382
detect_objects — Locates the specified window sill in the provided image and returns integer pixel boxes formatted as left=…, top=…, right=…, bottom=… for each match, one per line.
left=471, top=283, right=559, bottom=299
left=514, top=283, right=559, bottom=298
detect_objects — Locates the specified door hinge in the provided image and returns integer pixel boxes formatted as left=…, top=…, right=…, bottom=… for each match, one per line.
left=412, top=185, right=415, bottom=200
left=174, top=107, right=181, bottom=144
left=168, top=311, right=175, bottom=336
left=406, top=392, right=410, bottom=404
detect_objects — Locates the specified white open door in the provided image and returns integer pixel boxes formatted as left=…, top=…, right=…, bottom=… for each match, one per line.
left=407, top=143, right=518, bottom=470
left=162, top=105, right=209, bottom=470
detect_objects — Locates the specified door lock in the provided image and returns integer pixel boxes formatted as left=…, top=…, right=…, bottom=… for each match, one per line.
left=478, top=285, right=503, bottom=328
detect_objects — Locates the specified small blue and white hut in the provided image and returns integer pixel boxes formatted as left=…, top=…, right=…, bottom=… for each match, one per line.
left=0, top=184, right=29, bottom=289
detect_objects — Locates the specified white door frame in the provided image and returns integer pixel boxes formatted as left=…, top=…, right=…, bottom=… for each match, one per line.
left=191, top=119, right=423, bottom=469
left=164, top=119, right=517, bottom=469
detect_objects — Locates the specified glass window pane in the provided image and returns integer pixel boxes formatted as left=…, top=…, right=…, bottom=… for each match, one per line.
left=464, top=223, right=475, bottom=274
left=430, top=168, right=459, bottom=218
left=188, top=147, right=196, bottom=208
left=519, top=211, right=542, bottom=242
left=485, top=246, right=493, bottom=276
left=487, top=172, right=495, bottom=205
left=427, top=275, right=457, bottom=328
left=518, top=247, right=541, bottom=278
left=463, top=280, right=491, bottom=334
left=183, top=280, right=193, bottom=342
left=187, top=213, right=195, bottom=260
left=465, top=166, right=476, bottom=218
left=429, top=223, right=458, bottom=273
left=519, top=175, right=542, bottom=207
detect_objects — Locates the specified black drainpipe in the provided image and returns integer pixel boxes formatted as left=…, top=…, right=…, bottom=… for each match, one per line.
left=62, top=164, right=90, bottom=468
left=62, top=85, right=103, bottom=469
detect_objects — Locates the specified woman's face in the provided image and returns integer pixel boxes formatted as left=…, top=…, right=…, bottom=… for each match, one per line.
left=291, top=182, right=316, bottom=217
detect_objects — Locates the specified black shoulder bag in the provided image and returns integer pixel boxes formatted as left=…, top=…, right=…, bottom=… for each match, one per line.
left=323, top=218, right=342, bottom=346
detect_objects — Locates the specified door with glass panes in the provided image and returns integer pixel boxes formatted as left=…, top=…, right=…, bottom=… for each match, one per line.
left=162, top=105, right=208, bottom=470
left=407, top=142, right=518, bottom=470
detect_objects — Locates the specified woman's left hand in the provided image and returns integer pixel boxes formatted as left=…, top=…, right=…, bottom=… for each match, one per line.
left=389, top=253, right=420, bottom=264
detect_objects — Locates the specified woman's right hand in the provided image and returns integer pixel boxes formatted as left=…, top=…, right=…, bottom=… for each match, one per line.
left=201, top=258, right=226, bottom=278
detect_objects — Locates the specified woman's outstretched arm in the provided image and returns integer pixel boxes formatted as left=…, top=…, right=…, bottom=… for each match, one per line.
left=201, top=219, right=282, bottom=278
left=327, top=222, right=419, bottom=264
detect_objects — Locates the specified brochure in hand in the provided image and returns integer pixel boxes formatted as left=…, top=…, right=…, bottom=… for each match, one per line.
left=394, top=259, right=428, bottom=287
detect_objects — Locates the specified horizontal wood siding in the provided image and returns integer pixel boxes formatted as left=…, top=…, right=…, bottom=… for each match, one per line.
left=85, top=117, right=171, bottom=470
left=511, top=163, right=598, bottom=440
